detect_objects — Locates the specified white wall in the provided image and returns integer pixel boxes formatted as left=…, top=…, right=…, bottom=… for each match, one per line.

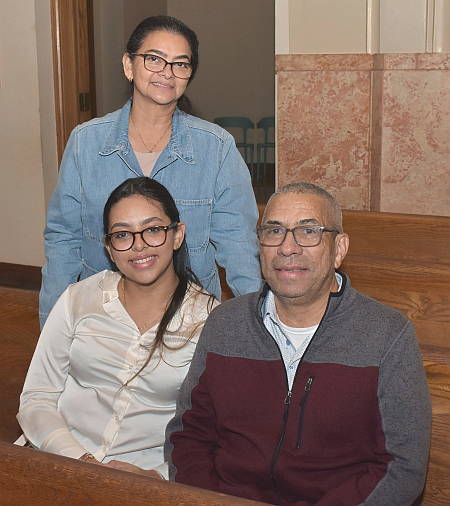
left=35, top=0, right=59, bottom=213
left=0, top=0, right=48, bottom=266
left=278, top=0, right=450, bottom=55
left=289, top=0, right=368, bottom=54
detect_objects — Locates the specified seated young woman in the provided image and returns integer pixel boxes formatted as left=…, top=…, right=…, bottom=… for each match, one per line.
left=17, top=177, right=217, bottom=479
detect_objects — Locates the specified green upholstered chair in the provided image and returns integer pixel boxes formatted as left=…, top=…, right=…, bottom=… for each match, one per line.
left=256, top=116, right=275, bottom=179
left=214, top=116, right=255, bottom=179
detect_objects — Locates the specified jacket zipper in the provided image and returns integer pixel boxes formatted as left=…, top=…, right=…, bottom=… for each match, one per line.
left=255, top=281, right=339, bottom=499
left=270, top=390, right=292, bottom=483
left=296, top=376, right=314, bottom=450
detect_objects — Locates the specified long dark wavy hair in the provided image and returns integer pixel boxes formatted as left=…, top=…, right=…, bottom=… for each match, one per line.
left=103, top=177, right=212, bottom=382
left=126, top=15, right=199, bottom=115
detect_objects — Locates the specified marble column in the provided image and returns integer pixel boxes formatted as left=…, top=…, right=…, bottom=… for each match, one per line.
left=276, top=53, right=450, bottom=216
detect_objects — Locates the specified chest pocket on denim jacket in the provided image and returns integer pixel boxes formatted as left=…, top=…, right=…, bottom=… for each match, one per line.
left=175, top=199, right=212, bottom=252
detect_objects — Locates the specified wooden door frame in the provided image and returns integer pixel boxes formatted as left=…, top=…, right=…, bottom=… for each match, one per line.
left=51, top=0, right=96, bottom=166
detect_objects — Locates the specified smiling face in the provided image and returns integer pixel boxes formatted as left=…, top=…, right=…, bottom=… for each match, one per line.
left=104, top=195, right=185, bottom=289
left=123, top=30, right=191, bottom=107
left=260, top=192, right=349, bottom=309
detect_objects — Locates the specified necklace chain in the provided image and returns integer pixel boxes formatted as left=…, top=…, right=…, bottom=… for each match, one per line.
left=130, top=114, right=171, bottom=153
left=122, top=277, right=154, bottom=333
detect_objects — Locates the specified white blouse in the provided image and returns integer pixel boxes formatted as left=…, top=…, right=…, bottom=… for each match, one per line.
left=17, top=270, right=216, bottom=477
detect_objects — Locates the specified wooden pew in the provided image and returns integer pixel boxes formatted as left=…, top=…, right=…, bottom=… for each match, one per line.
left=0, top=441, right=263, bottom=506
left=339, top=210, right=450, bottom=506
left=0, top=287, right=39, bottom=443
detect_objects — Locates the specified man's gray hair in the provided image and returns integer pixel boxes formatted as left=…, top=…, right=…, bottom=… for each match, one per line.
left=262, top=182, right=343, bottom=233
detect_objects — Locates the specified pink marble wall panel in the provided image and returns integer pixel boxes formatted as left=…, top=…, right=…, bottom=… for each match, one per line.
left=277, top=67, right=371, bottom=210
left=277, top=53, right=450, bottom=216
left=380, top=70, right=450, bottom=215
left=276, top=54, right=373, bottom=72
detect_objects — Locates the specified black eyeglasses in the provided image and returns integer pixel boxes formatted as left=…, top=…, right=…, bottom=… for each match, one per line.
left=105, top=222, right=178, bottom=251
left=132, top=54, right=192, bottom=79
left=257, top=225, right=339, bottom=247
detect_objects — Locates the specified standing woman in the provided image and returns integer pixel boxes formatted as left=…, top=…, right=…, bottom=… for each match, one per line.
left=39, top=15, right=261, bottom=328
left=18, top=177, right=217, bottom=478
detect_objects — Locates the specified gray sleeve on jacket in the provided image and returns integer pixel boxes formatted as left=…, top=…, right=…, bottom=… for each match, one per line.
left=361, top=321, right=431, bottom=506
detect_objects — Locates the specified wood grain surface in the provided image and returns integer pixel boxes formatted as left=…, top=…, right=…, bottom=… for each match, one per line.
left=0, top=442, right=264, bottom=506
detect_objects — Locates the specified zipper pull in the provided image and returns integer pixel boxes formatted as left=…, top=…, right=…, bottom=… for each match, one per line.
left=296, top=376, right=315, bottom=450
left=300, top=377, right=314, bottom=406
left=305, top=377, right=313, bottom=391
left=285, top=390, right=292, bottom=404
left=283, top=390, right=292, bottom=420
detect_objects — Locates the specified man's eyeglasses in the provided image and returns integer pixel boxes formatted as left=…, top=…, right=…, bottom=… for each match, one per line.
left=105, top=222, right=178, bottom=251
left=132, top=54, right=192, bottom=79
left=257, top=225, right=339, bottom=247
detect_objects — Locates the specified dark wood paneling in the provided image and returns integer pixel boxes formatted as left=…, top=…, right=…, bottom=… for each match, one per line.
left=0, top=287, right=40, bottom=442
left=0, top=263, right=41, bottom=291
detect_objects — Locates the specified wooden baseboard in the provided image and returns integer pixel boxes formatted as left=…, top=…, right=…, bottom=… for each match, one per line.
left=0, top=263, right=41, bottom=291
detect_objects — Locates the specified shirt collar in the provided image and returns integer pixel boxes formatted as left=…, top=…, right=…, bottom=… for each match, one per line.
left=98, top=270, right=191, bottom=333
left=99, top=99, right=195, bottom=164
left=98, top=270, right=122, bottom=303
left=262, top=271, right=344, bottom=320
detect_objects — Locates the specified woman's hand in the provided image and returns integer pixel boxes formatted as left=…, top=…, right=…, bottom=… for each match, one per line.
left=103, top=460, right=163, bottom=478
left=80, top=454, right=103, bottom=465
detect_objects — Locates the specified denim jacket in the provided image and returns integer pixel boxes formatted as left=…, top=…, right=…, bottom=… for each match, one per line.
left=40, top=99, right=261, bottom=327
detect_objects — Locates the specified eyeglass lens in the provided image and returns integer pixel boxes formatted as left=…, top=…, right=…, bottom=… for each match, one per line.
left=259, top=226, right=324, bottom=247
left=143, top=55, right=191, bottom=78
left=111, top=227, right=169, bottom=251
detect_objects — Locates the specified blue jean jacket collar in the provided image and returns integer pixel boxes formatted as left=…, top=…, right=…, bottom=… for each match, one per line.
left=99, top=99, right=195, bottom=165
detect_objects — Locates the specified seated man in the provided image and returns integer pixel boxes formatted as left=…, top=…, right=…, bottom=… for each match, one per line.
left=166, top=182, right=431, bottom=506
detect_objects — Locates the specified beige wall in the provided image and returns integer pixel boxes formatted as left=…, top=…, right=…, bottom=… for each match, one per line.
left=0, top=0, right=48, bottom=266
left=123, top=0, right=167, bottom=43
left=93, top=0, right=170, bottom=117
left=289, top=0, right=368, bottom=54
left=35, top=0, right=59, bottom=212
left=277, top=0, right=450, bottom=55
left=168, top=0, right=275, bottom=129
left=93, top=0, right=128, bottom=117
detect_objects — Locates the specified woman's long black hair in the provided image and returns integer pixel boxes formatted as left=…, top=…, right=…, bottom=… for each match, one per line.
left=126, top=15, right=199, bottom=115
left=104, top=177, right=210, bottom=380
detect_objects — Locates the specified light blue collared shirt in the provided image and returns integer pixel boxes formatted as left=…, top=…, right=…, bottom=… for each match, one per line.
left=262, top=273, right=343, bottom=389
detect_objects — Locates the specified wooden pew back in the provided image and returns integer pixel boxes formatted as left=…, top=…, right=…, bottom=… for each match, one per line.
left=340, top=210, right=450, bottom=506
left=340, top=210, right=450, bottom=348
left=0, top=441, right=263, bottom=506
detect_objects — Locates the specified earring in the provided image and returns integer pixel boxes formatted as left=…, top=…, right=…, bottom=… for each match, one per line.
left=128, top=77, right=133, bottom=83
